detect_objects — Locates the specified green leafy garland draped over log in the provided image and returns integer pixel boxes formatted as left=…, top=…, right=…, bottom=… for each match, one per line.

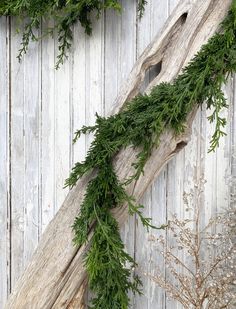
left=65, top=2, right=236, bottom=308
left=0, top=0, right=147, bottom=68
left=1, top=1, right=236, bottom=308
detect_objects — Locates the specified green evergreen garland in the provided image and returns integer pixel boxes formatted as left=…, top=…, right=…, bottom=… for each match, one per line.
left=2, top=1, right=236, bottom=308
left=0, top=0, right=147, bottom=68
left=64, top=2, right=236, bottom=308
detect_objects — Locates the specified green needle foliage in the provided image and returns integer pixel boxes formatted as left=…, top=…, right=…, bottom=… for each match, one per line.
left=0, top=0, right=147, bottom=68
left=65, top=2, right=236, bottom=308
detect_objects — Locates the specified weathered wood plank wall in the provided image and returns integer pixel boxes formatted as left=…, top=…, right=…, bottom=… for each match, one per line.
left=0, top=0, right=235, bottom=308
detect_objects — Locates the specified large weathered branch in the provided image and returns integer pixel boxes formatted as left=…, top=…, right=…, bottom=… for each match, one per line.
left=5, top=0, right=232, bottom=308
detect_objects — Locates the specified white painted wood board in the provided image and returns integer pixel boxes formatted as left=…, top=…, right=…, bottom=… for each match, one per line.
left=0, top=0, right=235, bottom=307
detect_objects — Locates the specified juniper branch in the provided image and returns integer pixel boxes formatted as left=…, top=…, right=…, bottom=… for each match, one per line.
left=65, top=2, right=236, bottom=308
left=0, top=0, right=145, bottom=68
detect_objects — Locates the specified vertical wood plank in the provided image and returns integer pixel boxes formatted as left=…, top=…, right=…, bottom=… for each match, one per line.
left=85, top=13, right=104, bottom=150
left=134, top=189, right=152, bottom=309
left=134, top=1, right=169, bottom=308
left=72, top=23, right=86, bottom=164
left=22, top=23, right=40, bottom=266
left=118, top=1, right=136, bottom=96
left=135, top=4, right=154, bottom=307
left=149, top=172, right=167, bottom=309
left=232, top=76, right=236, bottom=177
left=215, top=83, right=232, bottom=212
left=10, top=18, right=26, bottom=288
left=54, top=41, right=71, bottom=212
left=70, top=20, right=87, bottom=308
left=41, top=21, right=56, bottom=232
left=104, top=2, right=137, bottom=308
left=0, top=16, right=10, bottom=308
left=231, top=76, right=236, bottom=202
left=166, top=152, right=185, bottom=309
left=10, top=17, right=41, bottom=289
left=200, top=106, right=222, bottom=225
left=82, top=12, right=105, bottom=307
left=149, top=1, right=171, bottom=308
left=119, top=11, right=137, bottom=297
left=104, top=5, right=121, bottom=113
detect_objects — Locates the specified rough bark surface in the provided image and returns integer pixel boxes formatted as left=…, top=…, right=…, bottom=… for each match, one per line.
left=5, top=0, right=232, bottom=308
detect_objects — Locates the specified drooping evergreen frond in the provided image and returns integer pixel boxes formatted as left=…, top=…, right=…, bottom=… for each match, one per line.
left=0, top=0, right=147, bottom=68
left=65, top=2, right=236, bottom=308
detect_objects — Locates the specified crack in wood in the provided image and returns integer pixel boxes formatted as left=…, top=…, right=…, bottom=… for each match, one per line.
left=4, top=0, right=232, bottom=308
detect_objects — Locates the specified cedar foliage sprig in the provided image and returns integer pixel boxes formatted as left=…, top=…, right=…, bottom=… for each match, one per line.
left=65, top=2, right=236, bottom=308
left=0, top=0, right=147, bottom=69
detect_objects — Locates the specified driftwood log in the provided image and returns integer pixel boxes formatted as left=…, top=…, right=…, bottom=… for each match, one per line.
left=5, top=0, right=232, bottom=308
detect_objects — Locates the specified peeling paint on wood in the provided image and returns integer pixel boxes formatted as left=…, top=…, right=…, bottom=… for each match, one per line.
left=0, top=0, right=235, bottom=308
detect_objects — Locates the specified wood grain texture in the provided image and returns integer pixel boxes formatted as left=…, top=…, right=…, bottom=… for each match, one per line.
left=0, top=17, right=10, bottom=309
left=134, top=1, right=169, bottom=308
left=104, top=2, right=137, bottom=308
left=2, top=0, right=232, bottom=308
left=0, top=0, right=235, bottom=308
left=41, top=19, right=56, bottom=233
